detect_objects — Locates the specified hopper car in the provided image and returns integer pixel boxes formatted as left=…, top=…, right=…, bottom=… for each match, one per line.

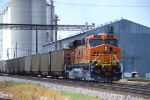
left=0, top=27, right=122, bottom=82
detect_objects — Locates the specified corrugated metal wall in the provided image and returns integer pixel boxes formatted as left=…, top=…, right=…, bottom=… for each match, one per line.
left=42, top=33, right=86, bottom=52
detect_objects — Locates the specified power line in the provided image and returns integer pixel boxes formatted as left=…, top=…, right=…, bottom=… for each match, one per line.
left=55, top=2, right=150, bottom=7
left=0, top=48, right=36, bottom=52
left=17, top=48, right=36, bottom=53
left=59, top=20, right=84, bottom=24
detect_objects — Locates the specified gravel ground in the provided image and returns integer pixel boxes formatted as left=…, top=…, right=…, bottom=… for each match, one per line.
left=0, top=76, right=149, bottom=100
left=0, top=90, right=12, bottom=98
left=116, top=79, right=150, bottom=85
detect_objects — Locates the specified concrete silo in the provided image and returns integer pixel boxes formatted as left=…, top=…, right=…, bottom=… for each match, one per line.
left=0, top=14, right=3, bottom=60
left=10, top=0, right=47, bottom=58
left=1, top=3, right=11, bottom=60
left=46, top=0, right=55, bottom=43
left=10, top=0, right=32, bottom=58
left=31, top=0, right=47, bottom=54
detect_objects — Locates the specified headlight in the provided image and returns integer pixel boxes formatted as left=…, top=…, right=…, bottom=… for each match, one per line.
left=114, top=60, right=117, bottom=64
left=104, top=46, right=107, bottom=51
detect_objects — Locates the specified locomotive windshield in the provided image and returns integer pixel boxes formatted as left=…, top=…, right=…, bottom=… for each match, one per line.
left=89, top=39, right=103, bottom=47
left=105, top=39, right=118, bottom=46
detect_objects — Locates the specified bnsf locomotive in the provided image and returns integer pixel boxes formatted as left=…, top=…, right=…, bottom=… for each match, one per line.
left=65, top=30, right=122, bottom=82
left=0, top=28, right=122, bottom=83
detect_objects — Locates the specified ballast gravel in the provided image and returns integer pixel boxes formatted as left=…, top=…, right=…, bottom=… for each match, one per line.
left=0, top=76, right=149, bottom=100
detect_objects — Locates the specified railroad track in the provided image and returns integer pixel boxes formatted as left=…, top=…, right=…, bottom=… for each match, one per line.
left=1, top=73, right=150, bottom=99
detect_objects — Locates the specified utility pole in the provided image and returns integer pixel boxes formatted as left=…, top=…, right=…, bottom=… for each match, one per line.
left=16, top=42, right=17, bottom=58
left=28, top=49, right=30, bottom=55
left=36, top=29, right=38, bottom=53
left=7, top=49, right=9, bottom=59
left=54, top=15, right=59, bottom=50
left=51, top=0, right=54, bottom=42
left=14, top=50, right=15, bottom=58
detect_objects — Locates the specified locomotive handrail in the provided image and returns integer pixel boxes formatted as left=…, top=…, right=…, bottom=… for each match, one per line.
left=90, top=54, right=101, bottom=66
left=100, top=54, right=116, bottom=66
left=65, top=56, right=71, bottom=65
left=110, top=54, right=114, bottom=64
left=113, top=54, right=119, bottom=61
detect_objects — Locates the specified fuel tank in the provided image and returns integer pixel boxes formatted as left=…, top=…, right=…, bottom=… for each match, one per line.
left=73, top=68, right=84, bottom=79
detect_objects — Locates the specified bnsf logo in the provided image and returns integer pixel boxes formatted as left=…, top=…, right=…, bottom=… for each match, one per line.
left=92, top=51, right=118, bottom=56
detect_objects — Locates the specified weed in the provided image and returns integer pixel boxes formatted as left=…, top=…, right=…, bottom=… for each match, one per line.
left=0, top=81, right=103, bottom=100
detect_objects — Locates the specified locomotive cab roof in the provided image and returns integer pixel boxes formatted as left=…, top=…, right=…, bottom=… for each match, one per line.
left=85, top=33, right=118, bottom=41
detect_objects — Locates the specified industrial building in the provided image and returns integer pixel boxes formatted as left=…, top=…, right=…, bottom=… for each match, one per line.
left=0, top=0, right=54, bottom=60
left=43, top=19, right=150, bottom=78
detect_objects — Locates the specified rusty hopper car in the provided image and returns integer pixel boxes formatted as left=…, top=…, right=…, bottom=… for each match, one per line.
left=14, top=58, right=19, bottom=74
left=31, top=54, right=40, bottom=75
left=0, top=61, right=3, bottom=72
left=24, top=56, right=32, bottom=75
left=40, top=53, right=50, bottom=76
left=18, top=57, right=25, bottom=74
left=2, top=60, right=5, bottom=73
left=5, top=60, right=12, bottom=73
left=50, top=49, right=70, bottom=77
left=9, top=59, right=14, bottom=73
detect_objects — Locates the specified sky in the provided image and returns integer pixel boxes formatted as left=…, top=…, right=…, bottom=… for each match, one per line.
left=0, top=0, right=9, bottom=12
left=54, top=0, right=150, bottom=26
left=0, top=0, right=150, bottom=39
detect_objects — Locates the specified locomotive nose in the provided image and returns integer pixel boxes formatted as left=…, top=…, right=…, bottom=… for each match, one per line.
left=104, top=45, right=113, bottom=52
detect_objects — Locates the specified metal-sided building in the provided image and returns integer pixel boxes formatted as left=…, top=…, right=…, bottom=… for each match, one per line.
left=43, top=19, right=150, bottom=78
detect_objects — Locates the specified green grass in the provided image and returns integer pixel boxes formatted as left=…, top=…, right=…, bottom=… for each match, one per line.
left=60, top=90, right=102, bottom=100
left=8, top=81, right=25, bottom=87
left=134, top=77, right=150, bottom=79
left=123, top=77, right=150, bottom=80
